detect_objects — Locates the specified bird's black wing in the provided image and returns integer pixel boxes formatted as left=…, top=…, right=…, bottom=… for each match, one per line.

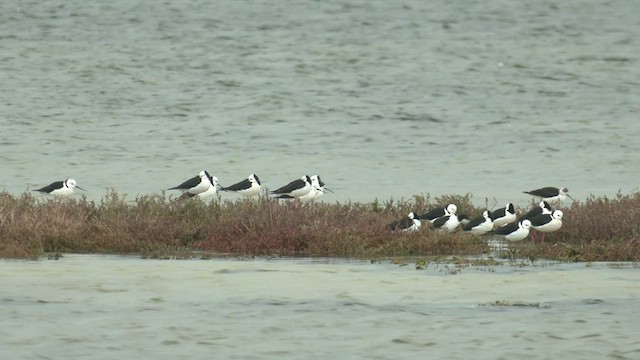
left=495, top=221, right=519, bottom=235
left=523, top=187, right=558, bottom=197
left=169, top=175, right=200, bottom=190
left=518, top=207, right=542, bottom=222
left=491, top=207, right=506, bottom=220
left=271, top=179, right=305, bottom=194
left=463, top=214, right=485, bottom=231
left=221, top=178, right=252, bottom=192
left=529, top=213, right=552, bottom=227
left=33, top=181, right=64, bottom=193
left=274, top=194, right=295, bottom=199
left=388, top=216, right=412, bottom=230
left=432, top=215, right=450, bottom=229
left=417, top=207, right=445, bottom=221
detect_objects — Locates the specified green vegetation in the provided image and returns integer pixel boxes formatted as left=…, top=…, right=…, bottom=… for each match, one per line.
left=0, top=191, right=638, bottom=261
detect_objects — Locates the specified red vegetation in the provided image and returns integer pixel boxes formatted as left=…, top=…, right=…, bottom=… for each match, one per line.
left=0, top=191, right=638, bottom=260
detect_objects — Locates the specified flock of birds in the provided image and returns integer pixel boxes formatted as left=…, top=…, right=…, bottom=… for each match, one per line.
left=31, top=171, right=330, bottom=201
left=30, top=174, right=572, bottom=244
left=387, top=187, right=573, bottom=243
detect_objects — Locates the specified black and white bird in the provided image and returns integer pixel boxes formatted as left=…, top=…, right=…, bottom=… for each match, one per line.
left=518, top=200, right=552, bottom=222
left=177, top=174, right=219, bottom=201
left=221, top=174, right=262, bottom=197
left=463, top=210, right=494, bottom=235
left=433, top=213, right=468, bottom=233
left=491, top=203, right=516, bottom=228
left=33, top=179, right=86, bottom=198
left=495, top=219, right=532, bottom=242
left=388, top=212, right=421, bottom=232
left=309, top=175, right=333, bottom=200
left=277, top=175, right=322, bottom=202
left=529, top=210, right=564, bottom=243
left=169, top=170, right=213, bottom=196
left=417, top=204, right=457, bottom=223
left=524, top=186, right=574, bottom=203
left=270, top=175, right=312, bottom=199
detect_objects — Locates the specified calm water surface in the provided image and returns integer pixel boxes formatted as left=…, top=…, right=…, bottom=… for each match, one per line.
left=1, top=255, right=639, bottom=359
left=1, top=0, right=639, bottom=206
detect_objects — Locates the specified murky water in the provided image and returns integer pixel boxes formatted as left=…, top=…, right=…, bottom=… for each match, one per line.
left=1, top=0, right=639, bottom=206
left=1, top=255, right=638, bottom=359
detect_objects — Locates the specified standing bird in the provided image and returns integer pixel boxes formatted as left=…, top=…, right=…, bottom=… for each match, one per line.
left=169, top=170, right=213, bottom=196
left=277, top=175, right=322, bottom=202
left=491, top=203, right=516, bottom=228
left=177, top=175, right=219, bottom=201
left=388, top=212, right=421, bottom=232
left=221, top=174, right=262, bottom=197
left=529, top=210, right=564, bottom=243
left=463, top=210, right=494, bottom=236
left=270, top=175, right=312, bottom=199
left=33, top=179, right=86, bottom=198
left=433, top=213, right=468, bottom=233
left=518, top=200, right=552, bottom=222
left=309, top=175, right=333, bottom=200
left=495, top=219, right=532, bottom=242
left=523, top=186, right=574, bottom=203
left=417, top=204, right=457, bottom=223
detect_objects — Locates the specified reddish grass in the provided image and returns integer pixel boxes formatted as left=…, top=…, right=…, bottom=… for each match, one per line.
left=0, top=191, right=638, bottom=260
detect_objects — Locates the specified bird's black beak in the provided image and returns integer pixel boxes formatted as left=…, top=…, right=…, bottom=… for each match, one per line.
left=324, top=187, right=335, bottom=193
left=76, top=186, right=87, bottom=191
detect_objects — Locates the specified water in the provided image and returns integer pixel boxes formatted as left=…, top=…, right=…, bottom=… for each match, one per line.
left=1, top=255, right=638, bottom=359
left=1, top=0, right=639, bottom=206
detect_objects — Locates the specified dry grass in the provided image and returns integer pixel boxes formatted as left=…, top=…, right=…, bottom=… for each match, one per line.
left=0, top=191, right=638, bottom=261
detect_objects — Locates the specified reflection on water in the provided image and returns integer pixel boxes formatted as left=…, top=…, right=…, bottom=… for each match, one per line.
left=1, top=255, right=638, bottom=359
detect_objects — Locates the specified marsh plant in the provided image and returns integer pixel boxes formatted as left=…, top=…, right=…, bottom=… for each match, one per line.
left=0, top=191, right=638, bottom=260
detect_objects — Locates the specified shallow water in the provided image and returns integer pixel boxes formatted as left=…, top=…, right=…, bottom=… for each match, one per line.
left=1, top=255, right=639, bottom=359
left=1, top=0, right=639, bottom=207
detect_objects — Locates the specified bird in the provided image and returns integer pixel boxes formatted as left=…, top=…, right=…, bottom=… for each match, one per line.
left=176, top=175, right=219, bottom=201
left=169, top=170, right=213, bottom=196
left=276, top=175, right=321, bottom=202
left=270, top=175, right=312, bottom=199
left=529, top=210, right=564, bottom=243
left=518, top=200, right=552, bottom=222
left=495, top=219, right=532, bottom=242
left=433, top=213, right=468, bottom=233
left=463, top=210, right=494, bottom=235
left=523, top=186, right=574, bottom=203
left=33, top=179, right=86, bottom=198
left=310, top=175, right=333, bottom=200
left=220, top=174, right=262, bottom=197
left=417, top=204, right=457, bottom=223
left=491, top=203, right=516, bottom=228
left=388, top=212, right=421, bottom=232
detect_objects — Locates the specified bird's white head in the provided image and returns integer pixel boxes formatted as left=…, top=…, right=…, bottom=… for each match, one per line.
left=552, top=210, right=564, bottom=220
left=65, top=179, right=86, bottom=191
left=249, top=174, right=261, bottom=185
left=446, top=204, right=457, bottom=215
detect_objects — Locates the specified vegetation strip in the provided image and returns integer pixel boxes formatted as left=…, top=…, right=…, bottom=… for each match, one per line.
left=0, top=191, right=638, bottom=261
